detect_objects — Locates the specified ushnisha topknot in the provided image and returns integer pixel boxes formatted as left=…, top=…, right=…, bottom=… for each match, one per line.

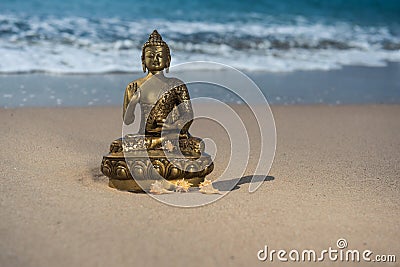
left=144, top=30, right=164, bottom=46
left=141, top=30, right=170, bottom=60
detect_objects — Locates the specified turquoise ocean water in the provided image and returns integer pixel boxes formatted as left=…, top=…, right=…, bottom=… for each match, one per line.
left=0, top=0, right=399, bottom=106
left=1, top=0, right=399, bottom=73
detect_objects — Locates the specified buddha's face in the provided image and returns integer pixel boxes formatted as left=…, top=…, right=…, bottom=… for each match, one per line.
left=144, top=45, right=170, bottom=72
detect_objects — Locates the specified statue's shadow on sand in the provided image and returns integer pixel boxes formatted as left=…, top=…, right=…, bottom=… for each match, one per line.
left=213, top=175, right=274, bottom=192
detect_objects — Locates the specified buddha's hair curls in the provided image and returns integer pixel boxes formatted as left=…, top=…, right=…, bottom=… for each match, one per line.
left=141, top=30, right=171, bottom=71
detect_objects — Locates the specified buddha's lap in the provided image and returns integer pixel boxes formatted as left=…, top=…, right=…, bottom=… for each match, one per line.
left=109, top=134, right=204, bottom=154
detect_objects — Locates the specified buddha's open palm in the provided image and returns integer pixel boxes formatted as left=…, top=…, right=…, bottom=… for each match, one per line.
left=126, top=82, right=140, bottom=102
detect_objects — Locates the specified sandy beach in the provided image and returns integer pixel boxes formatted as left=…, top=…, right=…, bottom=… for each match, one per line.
left=0, top=104, right=399, bottom=266
left=1, top=0, right=400, bottom=265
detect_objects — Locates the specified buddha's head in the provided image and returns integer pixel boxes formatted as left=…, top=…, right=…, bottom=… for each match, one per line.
left=141, top=30, right=171, bottom=73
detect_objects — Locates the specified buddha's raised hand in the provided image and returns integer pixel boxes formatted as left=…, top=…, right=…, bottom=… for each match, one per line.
left=123, top=82, right=140, bottom=125
left=126, top=82, right=139, bottom=101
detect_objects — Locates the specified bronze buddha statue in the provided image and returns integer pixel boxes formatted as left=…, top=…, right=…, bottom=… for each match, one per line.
left=101, top=30, right=214, bottom=192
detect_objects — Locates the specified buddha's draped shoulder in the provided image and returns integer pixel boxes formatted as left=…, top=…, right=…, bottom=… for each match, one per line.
left=151, top=77, right=192, bottom=118
left=143, top=77, right=193, bottom=132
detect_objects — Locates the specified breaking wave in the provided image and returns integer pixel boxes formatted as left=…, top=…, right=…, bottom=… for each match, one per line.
left=0, top=14, right=399, bottom=73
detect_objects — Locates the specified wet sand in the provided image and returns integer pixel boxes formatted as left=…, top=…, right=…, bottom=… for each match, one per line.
left=1, top=62, right=400, bottom=108
left=0, top=105, right=399, bottom=266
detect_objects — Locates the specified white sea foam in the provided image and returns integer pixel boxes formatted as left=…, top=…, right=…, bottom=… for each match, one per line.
left=0, top=14, right=399, bottom=73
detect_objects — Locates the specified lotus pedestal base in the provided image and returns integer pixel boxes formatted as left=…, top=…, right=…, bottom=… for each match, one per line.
left=101, top=152, right=214, bottom=192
